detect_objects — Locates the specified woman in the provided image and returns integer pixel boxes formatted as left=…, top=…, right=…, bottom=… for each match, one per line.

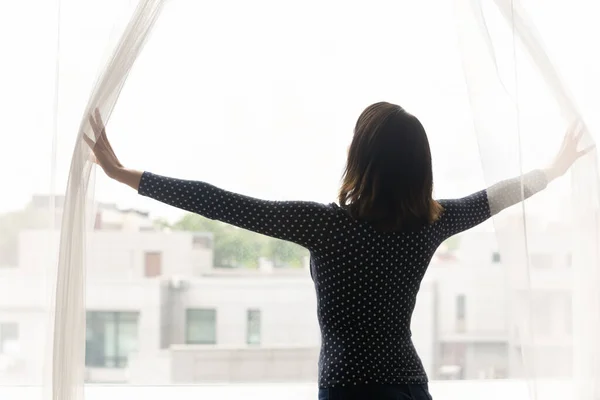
left=86, top=102, right=590, bottom=400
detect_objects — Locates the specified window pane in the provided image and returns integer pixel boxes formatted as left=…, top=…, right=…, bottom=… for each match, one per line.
left=0, top=323, right=19, bottom=354
left=85, top=312, right=140, bottom=368
left=186, top=309, right=216, bottom=345
left=145, top=252, right=162, bottom=277
left=117, top=318, right=139, bottom=368
left=103, top=317, right=117, bottom=368
left=247, top=309, right=261, bottom=345
left=492, top=252, right=501, bottom=263
left=85, top=313, right=105, bottom=367
left=456, top=295, right=466, bottom=333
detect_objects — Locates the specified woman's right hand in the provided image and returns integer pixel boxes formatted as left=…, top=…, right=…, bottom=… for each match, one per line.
left=545, top=120, right=595, bottom=181
left=83, top=108, right=143, bottom=191
left=83, top=108, right=124, bottom=179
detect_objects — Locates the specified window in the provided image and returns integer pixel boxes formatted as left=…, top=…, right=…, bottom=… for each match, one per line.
left=85, top=311, right=139, bottom=368
left=186, top=309, right=217, bottom=344
left=565, top=253, right=573, bottom=268
left=456, top=295, right=466, bottom=332
left=0, top=323, right=18, bottom=354
left=144, top=251, right=162, bottom=277
left=492, top=252, right=501, bottom=263
left=192, top=235, right=211, bottom=249
left=5, top=0, right=594, bottom=389
left=246, top=309, right=261, bottom=345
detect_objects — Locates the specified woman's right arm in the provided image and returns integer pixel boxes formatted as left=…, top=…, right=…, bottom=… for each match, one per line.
left=84, top=109, right=335, bottom=251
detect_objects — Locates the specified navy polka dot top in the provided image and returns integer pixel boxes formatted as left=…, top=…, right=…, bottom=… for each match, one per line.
left=138, top=169, right=547, bottom=388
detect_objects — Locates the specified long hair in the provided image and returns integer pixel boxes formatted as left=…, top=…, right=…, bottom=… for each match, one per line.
left=339, top=102, right=443, bottom=231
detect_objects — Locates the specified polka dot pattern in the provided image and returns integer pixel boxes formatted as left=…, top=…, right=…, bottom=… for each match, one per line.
left=138, top=169, right=547, bottom=388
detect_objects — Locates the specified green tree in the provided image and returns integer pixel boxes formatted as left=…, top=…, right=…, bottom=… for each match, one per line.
left=267, top=238, right=307, bottom=268
left=172, top=214, right=261, bottom=268
left=443, top=235, right=461, bottom=252
left=153, top=217, right=172, bottom=230
left=171, top=213, right=307, bottom=268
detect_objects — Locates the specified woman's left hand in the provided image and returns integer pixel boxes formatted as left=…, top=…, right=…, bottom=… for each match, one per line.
left=545, top=120, right=595, bottom=181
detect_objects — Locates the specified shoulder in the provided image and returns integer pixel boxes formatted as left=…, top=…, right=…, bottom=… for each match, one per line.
left=310, top=202, right=367, bottom=228
left=283, top=201, right=343, bottom=220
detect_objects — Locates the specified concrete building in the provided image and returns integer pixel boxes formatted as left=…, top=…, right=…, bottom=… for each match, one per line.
left=0, top=197, right=576, bottom=385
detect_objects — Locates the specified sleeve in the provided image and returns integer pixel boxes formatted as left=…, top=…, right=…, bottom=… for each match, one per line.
left=437, top=169, right=549, bottom=239
left=137, top=171, right=335, bottom=251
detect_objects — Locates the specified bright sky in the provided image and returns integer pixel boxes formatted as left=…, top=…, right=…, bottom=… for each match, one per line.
left=1, top=0, right=599, bottom=223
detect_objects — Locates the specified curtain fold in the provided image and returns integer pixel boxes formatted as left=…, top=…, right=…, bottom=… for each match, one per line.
left=47, top=1, right=164, bottom=399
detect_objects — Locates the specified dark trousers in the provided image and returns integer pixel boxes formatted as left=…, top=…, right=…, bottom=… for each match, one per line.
left=318, top=383, right=433, bottom=400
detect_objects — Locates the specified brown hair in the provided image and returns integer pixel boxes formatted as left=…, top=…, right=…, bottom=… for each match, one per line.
left=339, top=102, right=443, bottom=231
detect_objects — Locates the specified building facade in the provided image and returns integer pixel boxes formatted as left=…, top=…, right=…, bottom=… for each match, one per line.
left=0, top=199, right=575, bottom=385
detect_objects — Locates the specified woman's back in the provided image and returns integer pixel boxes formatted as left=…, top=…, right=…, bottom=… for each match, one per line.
left=313, top=204, right=437, bottom=387
left=310, top=190, right=494, bottom=387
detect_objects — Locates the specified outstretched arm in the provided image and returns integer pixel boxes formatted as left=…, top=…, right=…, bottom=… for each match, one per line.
left=437, top=121, right=593, bottom=239
left=84, top=109, right=334, bottom=251
left=437, top=169, right=548, bottom=239
left=137, top=171, right=333, bottom=250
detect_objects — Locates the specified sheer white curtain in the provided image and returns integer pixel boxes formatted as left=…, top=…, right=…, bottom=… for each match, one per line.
left=1, top=0, right=598, bottom=399
left=456, top=0, right=600, bottom=399
left=48, top=1, right=164, bottom=399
